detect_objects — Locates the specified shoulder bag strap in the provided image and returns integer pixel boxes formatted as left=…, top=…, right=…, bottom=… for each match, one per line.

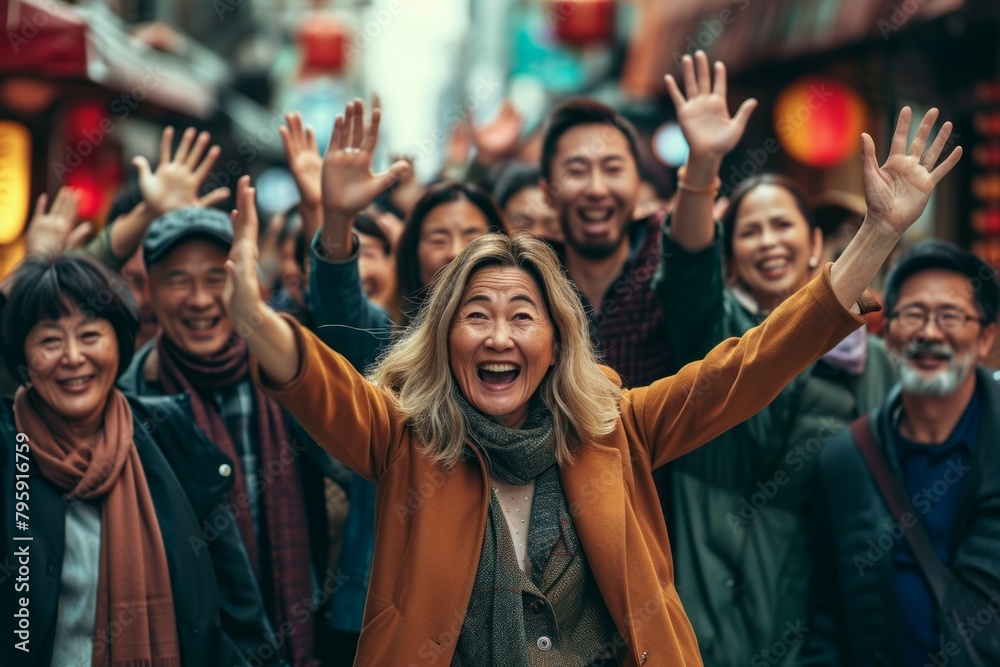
left=850, top=414, right=950, bottom=606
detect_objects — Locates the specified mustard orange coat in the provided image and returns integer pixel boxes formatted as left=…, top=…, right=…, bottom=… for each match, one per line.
left=251, top=266, right=869, bottom=666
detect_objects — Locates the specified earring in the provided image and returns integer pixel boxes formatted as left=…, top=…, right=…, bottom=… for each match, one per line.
left=808, top=257, right=819, bottom=269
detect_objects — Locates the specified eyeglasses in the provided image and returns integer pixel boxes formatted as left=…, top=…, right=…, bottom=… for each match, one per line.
left=887, top=307, right=984, bottom=333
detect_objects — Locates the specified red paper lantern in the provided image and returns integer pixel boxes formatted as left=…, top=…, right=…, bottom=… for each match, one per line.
left=548, top=0, right=615, bottom=47
left=299, top=15, right=349, bottom=75
left=774, top=78, right=869, bottom=168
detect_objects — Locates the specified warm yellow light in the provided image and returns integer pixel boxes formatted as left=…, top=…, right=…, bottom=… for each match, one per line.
left=0, top=121, right=31, bottom=245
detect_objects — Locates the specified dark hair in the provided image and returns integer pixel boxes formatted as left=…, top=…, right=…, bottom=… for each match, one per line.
left=395, top=181, right=504, bottom=323
left=540, top=98, right=642, bottom=182
left=1, top=254, right=140, bottom=385
left=719, top=174, right=817, bottom=260
left=354, top=211, right=391, bottom=256
left=493, top=162, right=543, bottom=211
left=884, top=240, right=999, bottom=325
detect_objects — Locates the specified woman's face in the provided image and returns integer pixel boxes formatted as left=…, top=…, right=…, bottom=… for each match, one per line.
left=449, top=267, right=556, bottom=429
left=23, top=304, right=118, bottom=423
left=417, top=200, right=491, bottom=287
left=730, top=184, right=821, bottom=310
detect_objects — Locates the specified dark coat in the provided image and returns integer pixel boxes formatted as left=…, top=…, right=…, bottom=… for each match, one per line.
left=0, top=392, right=279, bottom=667
left=804, top=367, right=1000, bottom=666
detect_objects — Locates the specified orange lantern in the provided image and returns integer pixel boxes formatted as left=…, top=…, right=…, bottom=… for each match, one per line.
left=547, top=0, right=615, bottom=47
left=774, top=77, right=869, bottom=168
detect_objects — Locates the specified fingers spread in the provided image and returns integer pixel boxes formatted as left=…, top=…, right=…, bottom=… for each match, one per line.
left=194, top=145, right=221, bottom=181
left=363, top=107, right=381, bottom=154
left=920, top=119, right=951, bottom=168
left=185, top=131, right=211, bottom=169
left=931, top=145, right=963, bottom=185
left=889, top=107, right=912, bottom=157
left=908, top=108, right=939, bottom=159
left=33, top=192, right=48, bottom=219
left=712, top=61, right=727, bottom=99
left=351, top=98, right=365, bottom=148
left=159, top=126, right=174, bottom=167
left=695, top=50, right=711, bottom=95
left=174, top=127, right=197, bottom=164
left=682, top=54, right=698, bottom=98
left=663, top=74, right=685, bottom=110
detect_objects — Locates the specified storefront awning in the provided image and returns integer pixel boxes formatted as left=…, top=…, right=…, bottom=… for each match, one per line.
left=1, top=0, right=216, bottom=118
left=621, top=0, right=965, bottom=98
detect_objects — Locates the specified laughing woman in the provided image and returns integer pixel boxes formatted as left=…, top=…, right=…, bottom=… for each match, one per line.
left=0, top=254, right=276, bottom=667
left=221, top=91, right=959, bottom=665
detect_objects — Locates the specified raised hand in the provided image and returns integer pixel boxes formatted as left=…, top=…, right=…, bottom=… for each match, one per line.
left=280, top=112, right=323, bottom=209
left=664, top=51, right=757, bottom=160
left=224, top=176, right=264, bottom=324
left=861, top=107, right=962, bottom=238
left=24, top=187, right=93, bottom=256
left=132, top=126, right=230, bottom=218
left=471, top=101, right=523, bottom=163
left=322, top=99, right=411, bottom=222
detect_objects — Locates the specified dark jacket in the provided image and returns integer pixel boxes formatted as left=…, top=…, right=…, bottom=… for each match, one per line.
left=652, top=223, right=896, bottom=666
left=0, top=392, right=277, bottom=667
left=804, top=367, right=1000, bottom=666
left=118, top=340, right=339, bottom=624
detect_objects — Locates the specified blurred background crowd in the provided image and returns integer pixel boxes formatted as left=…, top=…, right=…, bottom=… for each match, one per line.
left=3, top=1, right=1000, bottom=666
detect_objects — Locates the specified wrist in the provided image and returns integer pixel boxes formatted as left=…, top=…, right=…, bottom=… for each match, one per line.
left=682, top=156, right=724, bottom=186
left=859, top=215, right=902, bottom=244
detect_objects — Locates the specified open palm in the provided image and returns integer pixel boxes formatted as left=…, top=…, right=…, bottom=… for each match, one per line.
left=862, top=107, right=962, bottom=237
left=133, top=126, right=228, bottom=217
left=664, top=51, right=757, bottom=159
left=223, top=176, right=263, bottom=323
left=280, top=112, right=323, bottom=207
left=322, top=99, right=410, bottom=219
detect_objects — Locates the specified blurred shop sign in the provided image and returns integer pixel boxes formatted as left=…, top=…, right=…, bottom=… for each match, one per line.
left=0, top=122, right=31, bottom=245
left=622, top=0, right=965, bottom=97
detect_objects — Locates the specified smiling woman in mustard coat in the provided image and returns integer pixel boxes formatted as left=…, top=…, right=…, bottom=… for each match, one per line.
left=220, top=92, right=959, bottom=666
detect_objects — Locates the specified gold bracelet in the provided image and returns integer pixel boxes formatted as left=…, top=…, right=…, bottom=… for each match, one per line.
left=677, top=165, right=721, bottom=196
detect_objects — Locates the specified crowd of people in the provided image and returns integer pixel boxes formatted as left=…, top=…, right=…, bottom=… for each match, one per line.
left=1, top=50, right=998, bottom=667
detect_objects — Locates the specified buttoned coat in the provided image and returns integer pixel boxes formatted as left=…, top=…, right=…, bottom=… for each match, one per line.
left=253, top=267, right=869, bottom=666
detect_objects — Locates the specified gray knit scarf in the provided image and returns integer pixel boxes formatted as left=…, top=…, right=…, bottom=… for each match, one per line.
left=451, top=390, right=580, bottom=666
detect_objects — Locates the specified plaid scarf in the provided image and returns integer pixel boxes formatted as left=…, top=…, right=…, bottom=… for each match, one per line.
left=156, top=334, right=317, bottom=667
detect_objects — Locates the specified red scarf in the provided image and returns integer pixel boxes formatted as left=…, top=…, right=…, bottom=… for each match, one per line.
left=156, top=334, right=316, bottom=666
left=15, top=387, right=181, bottom=667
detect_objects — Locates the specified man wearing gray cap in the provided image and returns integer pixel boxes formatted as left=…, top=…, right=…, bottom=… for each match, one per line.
left=119, top=206, right=321, bottom=667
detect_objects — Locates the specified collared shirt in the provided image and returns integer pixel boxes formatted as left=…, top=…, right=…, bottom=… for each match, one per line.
left=562, top=212, right=673, bottom=389
left=211, top=380, right=261, bottom=541
left=892, top=384, right=982, bottom=666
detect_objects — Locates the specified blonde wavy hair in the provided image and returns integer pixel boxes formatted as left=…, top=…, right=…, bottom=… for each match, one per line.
left=370, top=233, right=623, bottom=468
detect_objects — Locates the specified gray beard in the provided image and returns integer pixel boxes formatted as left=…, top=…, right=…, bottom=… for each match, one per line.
left=888, top=347, right=977, bottom=397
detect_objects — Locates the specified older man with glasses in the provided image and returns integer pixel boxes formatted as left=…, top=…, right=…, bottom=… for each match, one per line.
left=805, top=240, right=1000, bottom=667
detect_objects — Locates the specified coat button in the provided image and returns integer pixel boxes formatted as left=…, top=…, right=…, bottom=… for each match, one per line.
left=218, top=463, right=232, bottom=477
left=536, top=636, right=552, bottom=651
left=641, top=652, right=648, bottom=664
left=191, top=627, right=199, bottom=636
left=725, top=577, right=735, bottom=587
left=530, top=600, right=545, bottom=614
